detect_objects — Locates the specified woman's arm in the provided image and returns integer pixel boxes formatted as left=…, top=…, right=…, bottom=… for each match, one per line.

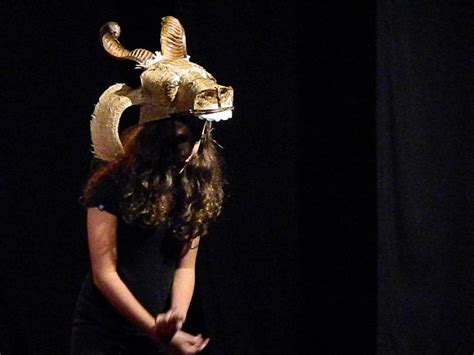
left=170, top=236, right=201, bottom=325
left=87, top=207, right=157, bottom=338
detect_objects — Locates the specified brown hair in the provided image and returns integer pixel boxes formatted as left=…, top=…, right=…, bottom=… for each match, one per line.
left=82, top=115, right=226, bottom=242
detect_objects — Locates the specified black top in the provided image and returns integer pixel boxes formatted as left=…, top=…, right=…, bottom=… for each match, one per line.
left=72, top=171, right=182, bottom=336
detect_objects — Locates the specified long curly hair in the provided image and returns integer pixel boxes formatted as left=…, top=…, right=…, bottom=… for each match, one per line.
left=81, top=114, right=226, bottom=242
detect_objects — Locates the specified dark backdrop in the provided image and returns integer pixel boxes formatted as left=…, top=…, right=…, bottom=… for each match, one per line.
left=377, top=1, right=474, bottom=353
left=1, top=1, right=301, bottom=354
left=300, top=2, right=377, bottom=353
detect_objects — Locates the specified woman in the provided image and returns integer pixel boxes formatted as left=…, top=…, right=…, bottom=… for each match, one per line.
left=70, top=17, right=233, bottom=353
left=70, top=114, right=224, bottom=354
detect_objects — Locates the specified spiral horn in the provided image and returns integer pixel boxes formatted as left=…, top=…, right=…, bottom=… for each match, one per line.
left=100, top=22, right=155, bottom=65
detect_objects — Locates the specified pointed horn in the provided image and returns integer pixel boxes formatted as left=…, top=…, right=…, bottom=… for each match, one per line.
left=91, top=84, right=145, bottom=161
left=100, top=22, right=155, bottom=65
left=160, top=16, right=188, bottom=59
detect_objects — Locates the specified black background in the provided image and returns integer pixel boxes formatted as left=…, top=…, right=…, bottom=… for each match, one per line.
left=1, top=1, right=376, bottom=354
left=304, top=2, right=376, bottom=353
left=377, top=1, right=474, bottom=353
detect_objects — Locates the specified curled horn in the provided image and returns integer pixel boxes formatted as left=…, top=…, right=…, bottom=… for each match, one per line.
left=91, top=84, right=145, bottom=161
left=160, top=16, right=187, bottom=59
left=100, top=22, right=155, bottom=65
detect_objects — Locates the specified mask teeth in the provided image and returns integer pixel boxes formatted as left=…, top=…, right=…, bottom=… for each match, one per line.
left=198, top=110, right=233, bottom=122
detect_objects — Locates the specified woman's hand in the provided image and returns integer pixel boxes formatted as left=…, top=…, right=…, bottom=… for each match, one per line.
left=167, top=330, right=210, bottom=354
left=146, top=308, right=184, bottom=345
left=155, top=308, right=185, bottom=339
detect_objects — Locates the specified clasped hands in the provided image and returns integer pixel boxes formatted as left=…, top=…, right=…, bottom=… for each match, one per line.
left=149, top=307, right=210, bottom=354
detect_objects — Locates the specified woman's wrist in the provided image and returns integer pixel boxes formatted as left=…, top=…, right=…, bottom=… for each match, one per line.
left=145, top=321, right=160, bottom=342
left=146, top=322, right=173, bottom=345
left=146, top=326, right=172, bottom=352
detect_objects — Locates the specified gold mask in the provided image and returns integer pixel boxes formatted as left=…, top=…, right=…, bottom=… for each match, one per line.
left=90, top=16, right=234, bottom=162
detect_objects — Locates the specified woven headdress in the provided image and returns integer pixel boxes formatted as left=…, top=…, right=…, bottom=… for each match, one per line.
left=90, top=16, right=234, bottom=162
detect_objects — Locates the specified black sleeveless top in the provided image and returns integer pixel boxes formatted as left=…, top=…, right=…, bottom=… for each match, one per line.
left=72, top=171, right=182, bottom=336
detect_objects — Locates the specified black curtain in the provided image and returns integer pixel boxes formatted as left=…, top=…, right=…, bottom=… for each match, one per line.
left=377, top=1, right=474, bottom=353
left=2, top=1, right=299, bottom=354
left=298, top=1, right=376, bottom=353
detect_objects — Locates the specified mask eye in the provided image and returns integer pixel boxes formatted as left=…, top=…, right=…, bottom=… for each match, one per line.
left=202, top=90, right=215, bottom=99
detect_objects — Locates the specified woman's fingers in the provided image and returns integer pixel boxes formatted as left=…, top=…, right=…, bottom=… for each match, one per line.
left=200, top=338, right=210, bottom=350
left=189, top=334, right=210, bottom=349
left=156, top=310, right=177, bottom=325
left=165, top=309, right=183, bottom=325
left=173, top=311, right=185, bottom=329
left=156, top=312, right=175, bottom=336
left=165, top=309, right=174, bottom=323
left=188, top=338, right=210, bottom=353
left=181, top=332, right=202, bottom=343
left=171, top=331, right=210, bottom=353
left=155, top=309, right=189, bottom=341
left=165, top=310, right=185, bottom=331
